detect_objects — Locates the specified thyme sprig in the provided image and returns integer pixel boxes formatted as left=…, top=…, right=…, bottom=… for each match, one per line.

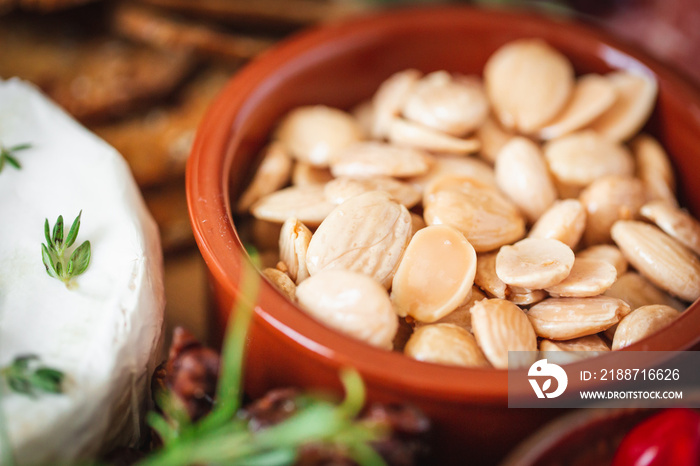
left=139, top=258, right=387, bottom=466
left=41, top=211, right=91, bottom=287
left=0, top=143, right=31, bottom=173
left=0, top=355, right=64, bottom=397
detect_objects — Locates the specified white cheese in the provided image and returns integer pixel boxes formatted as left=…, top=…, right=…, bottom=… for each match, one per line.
left=0, top=79, right=165, bottom=463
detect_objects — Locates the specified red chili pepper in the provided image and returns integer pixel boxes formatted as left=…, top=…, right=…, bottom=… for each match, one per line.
left=612, top=408, right=700, bottom=466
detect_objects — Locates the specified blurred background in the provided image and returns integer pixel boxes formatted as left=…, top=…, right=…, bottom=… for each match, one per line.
left=2, top=0, right=698, bottom=344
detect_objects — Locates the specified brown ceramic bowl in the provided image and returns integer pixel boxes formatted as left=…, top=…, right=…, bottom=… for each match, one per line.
left=187, top=6, right=700, bottom=464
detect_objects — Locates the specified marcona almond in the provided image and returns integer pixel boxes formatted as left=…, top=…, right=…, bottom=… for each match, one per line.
left=580, top=175, right=645, bottom=245
left=330, top=141, right=431, bottom=178
left=495, top=137, right=557, bottom=223
left=405, top=323, right=490, bottom=367
left=392, top=225, right=477, bottom=323
left=414, top=286, right=488, bottom=332
left=612, top=304, right=681, bottom=350
left=371, top=69, right=421, bottom=138
left=403, top=71, right=489, bottom=136
left=543, top=130, right=634, bottom=188
left=279, top=218, right=312, bottom=284
left=306, top=191, right=412, bottom=288
left=324, top=176, right=421, bottom=208
left=611, top=220, right=700, bottom=302
left=236, top=142, right=292, bottom=213
left=527, top=296, right=631, bottom=340
left=471, top=298, right=538, bottom=369
left=589, top=71, right=658, bottom=142
left=409, top=154, right=497, bottom=193
left=496, top=238, right=575, bottom=289
left=475, top=252, right=507, bottom=299
left=544, top=258, right=617, bottom=298
left=506, top=287, right=548, bottom=306
left=484, top=39, right=574, bottom=134
left=604, top=271, right=685, bottom=311
left=538, top=74, right=617, bottom=140
left=475, top=114, right=513, bottom=164
left=351, top=100, right=374, bottom=138
left=387, top=118, right=481, bottom=154
left=276, top=105, right=362, bottom=166
left=251, top=185, right=335, bottom=227
left=540, top=335, right=609, bottom=364
left=423, top=178, right=525, bottom=252
left=296, top=269, right=398, bottom=349
left=640, top=201, right=700, bottom=256
left=631, top=134, right=677, bottom=206
left=262, top=268, right=296, bottom=301
left=528, top=199, right=587, bottom=249
left=291, top=161, right=334, bottom=186
left=577, top=244, right=628, bottom=277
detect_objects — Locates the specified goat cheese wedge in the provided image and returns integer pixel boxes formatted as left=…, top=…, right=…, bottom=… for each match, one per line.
left=0, top=79, right=164, bottom=463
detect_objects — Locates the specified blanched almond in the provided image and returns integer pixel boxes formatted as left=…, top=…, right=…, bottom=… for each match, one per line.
left=496, top=238, right=575, bottom=289
left=387, top=118, right=481, bottom=154
left=604, top=271, right=686, bottom=311
left=506, top=287, right=548, bottom=306
left=577, top=244, right=628, bottom=277
left=540, top=335, right=609, bottom=364
left=391, top=225, right=477, bottom=323
left=475, top=114, right=513, bottom=164
left=495, top=137, right=556, bottom=223
left=410, top=212, right=426, bottom=237
left=306, top=191, right=412, bottom=288
left=528, top=199, right=587, bottom=249
left=371, top=69, right=421, bottom=138
left=612, top=304, right=681, bottom=350
left=330, top=141, right=431, bottom=178
left=640, top=201, right=700, bottom=256
left=279, top=218, right=312, bottom=284
left=251, top=185, right=335, bottom=227
left=475, top=252, right=507, bottom=299
left=405, top=323, right=490, bottom=367
left=544, top=130, right=634, bottom=188
left=580, top=175, right=645, bottom=245
left=484, top=39, right=574, bottom=133
left=296, top=269, right=398, bottom=349
left=414, top=286, right=488, bottom=332
left=403, top=71, right=489, bottom=136
left=276, top=105, right=362, bottom=166
left=236, top=142, right=292, bottom=213
left=324, top=176, right=421, bottom=208
left=611, top=220, right=700, bottom=302
left=471, top=298, right=538, bottom=369
left=631, top=134, right=677, bottom=206
left=538, top=74, right=617, bottom=140
left=262, top=268, right=296, bottom=301
left=527, top=296, right=631, bottom=340
left=292, top=162, right=334, bottom=186
left=351, top=100, right=374, bottom=138
left=409, top=154, right=497, bottom=193
left=588, top=71, right=657, bottom=142
left=544, top=258, right=617, bottom=297
left=423, top=178, right=525, bottom=252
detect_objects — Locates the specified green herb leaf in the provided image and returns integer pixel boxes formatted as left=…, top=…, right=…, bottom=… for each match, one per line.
left=41, top=244, right=58, bottom=279
left=1, top=355, right=65, bottom=397
left=52, top=215, right=64, bottom=249
left=65, top=210, right=82, bottom=248
left=42, top=212, right=91, bottom=287
left=0, top=142, right=30, bottom=174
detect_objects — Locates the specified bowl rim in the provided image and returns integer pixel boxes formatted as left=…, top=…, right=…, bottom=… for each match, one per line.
left=187, top=4, right=700, bottom=403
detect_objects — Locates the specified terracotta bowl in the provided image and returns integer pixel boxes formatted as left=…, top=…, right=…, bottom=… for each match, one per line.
left=187, top=6, right=700, bottom=464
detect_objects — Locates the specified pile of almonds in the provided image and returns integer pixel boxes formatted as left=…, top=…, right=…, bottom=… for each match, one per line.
left=236, top=39, right=700, bottom=369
